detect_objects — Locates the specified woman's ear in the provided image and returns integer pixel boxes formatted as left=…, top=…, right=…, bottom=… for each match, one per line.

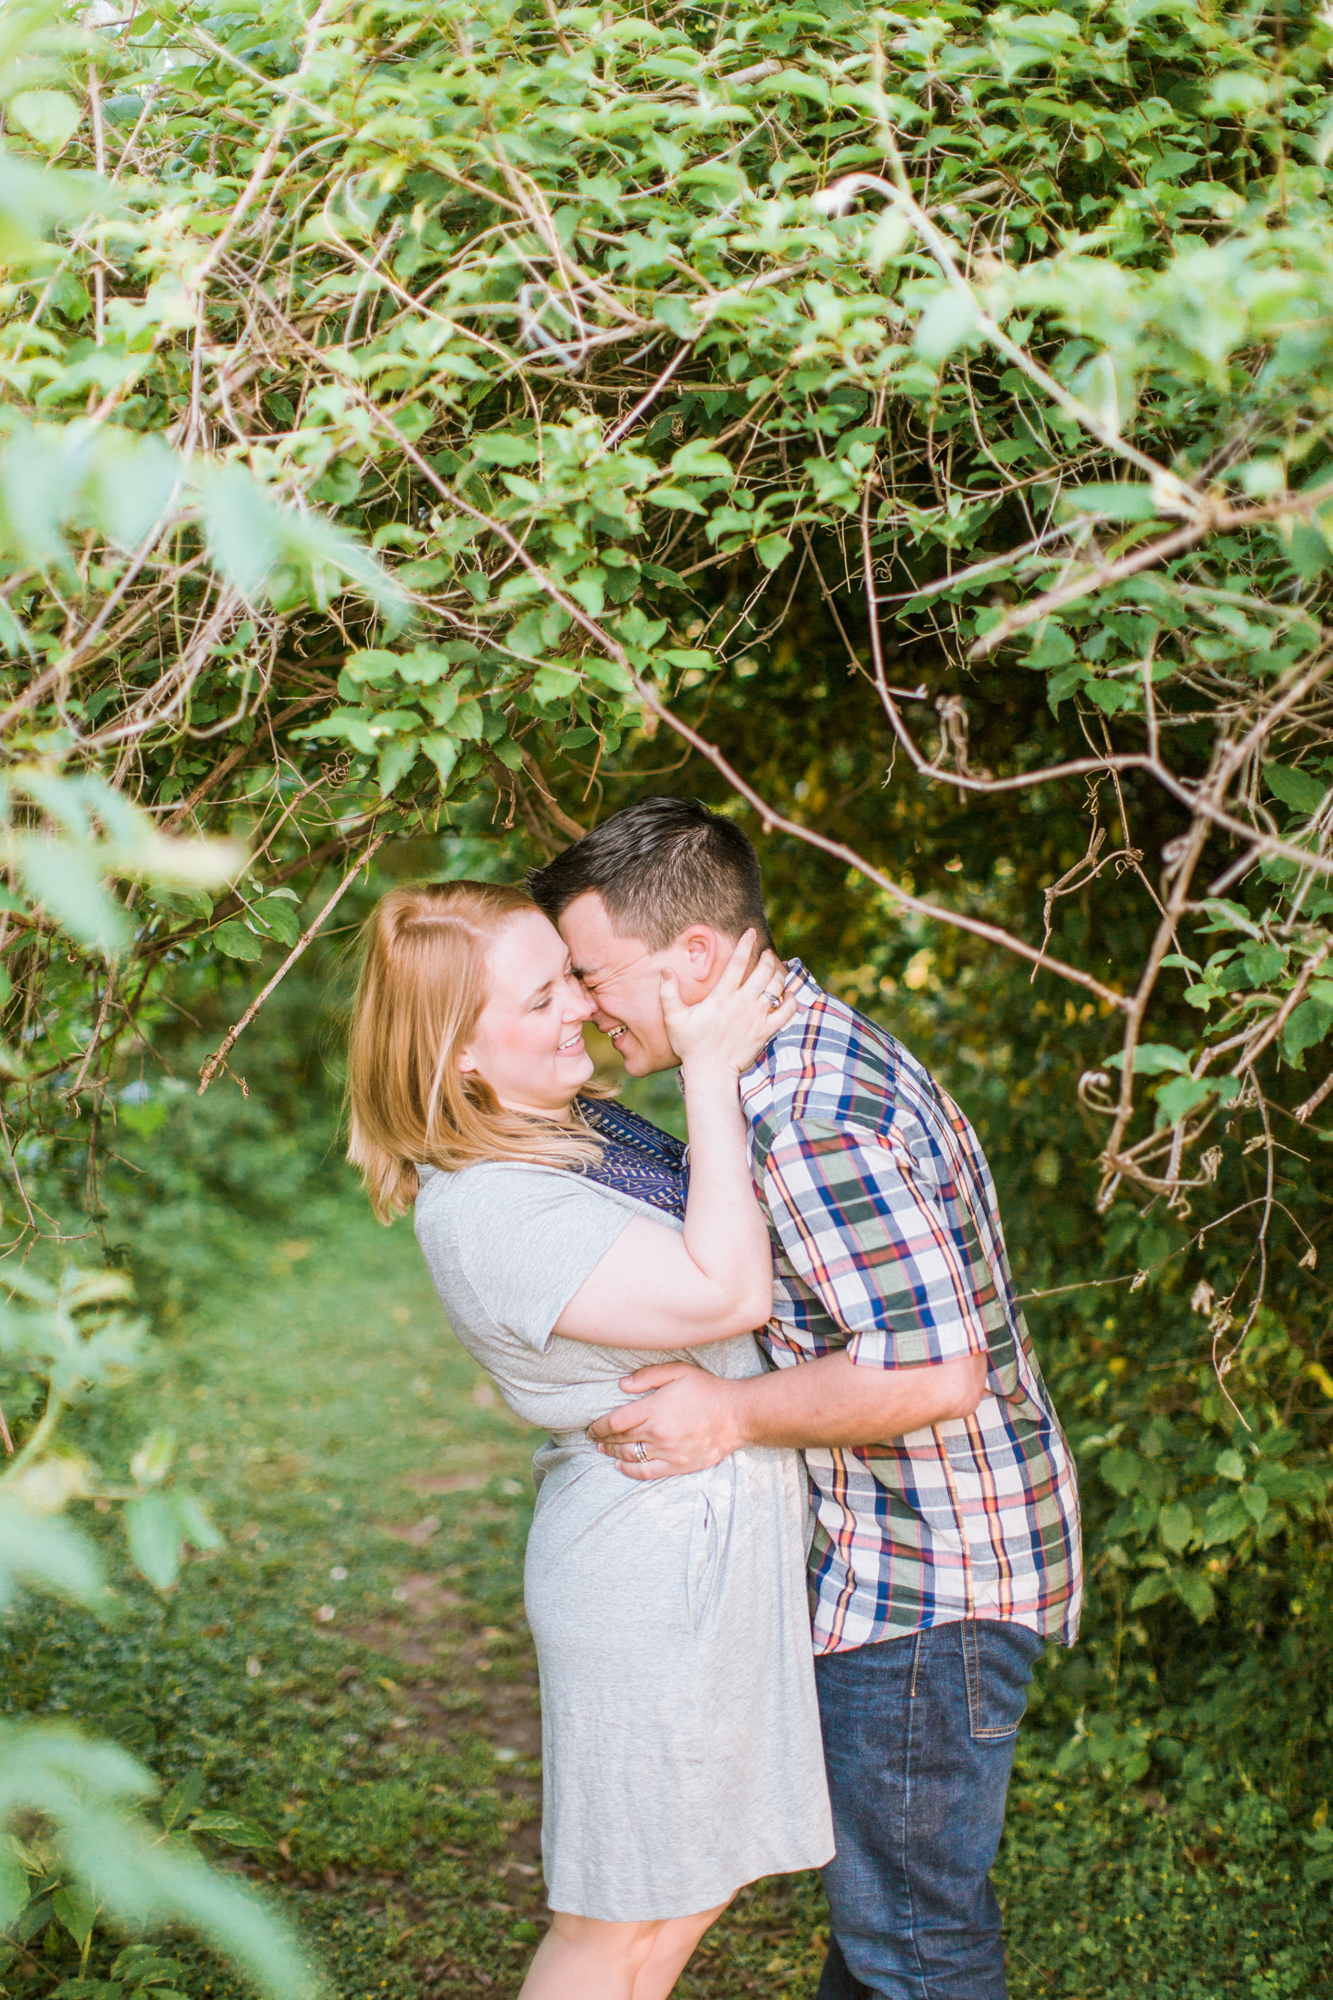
left=456, top=1045, right=477, bottom=1074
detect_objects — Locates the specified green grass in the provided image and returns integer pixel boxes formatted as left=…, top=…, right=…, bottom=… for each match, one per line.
left=3, top=1192, right=1329, bottom=1998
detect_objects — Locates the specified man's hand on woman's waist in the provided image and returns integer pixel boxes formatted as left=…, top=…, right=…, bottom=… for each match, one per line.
left=586, top=1348, right=989, bottom=1481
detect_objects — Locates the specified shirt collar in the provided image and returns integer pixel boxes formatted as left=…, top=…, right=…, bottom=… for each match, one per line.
left=781, top=957, right=821, bottom=1007
left=672, top=959, right=822, bottom=1096
left=740, top=956, right=821, bottom=1092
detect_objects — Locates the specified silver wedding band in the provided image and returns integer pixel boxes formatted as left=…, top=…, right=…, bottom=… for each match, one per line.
left=632, top=1441, right=649, bottom=1463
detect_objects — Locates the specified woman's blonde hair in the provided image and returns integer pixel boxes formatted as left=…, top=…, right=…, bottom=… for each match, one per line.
left=346, top=879, right=601, bottom=1222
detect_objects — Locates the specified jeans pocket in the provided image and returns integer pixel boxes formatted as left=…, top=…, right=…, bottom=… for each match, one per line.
left=961, top=1618, right=1042, bottom=1742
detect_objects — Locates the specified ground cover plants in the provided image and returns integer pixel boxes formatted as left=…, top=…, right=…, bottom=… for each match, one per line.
left=5, top=1137, right=1329, bottom=1997
left=1, top=0, right=1332, bottom=1990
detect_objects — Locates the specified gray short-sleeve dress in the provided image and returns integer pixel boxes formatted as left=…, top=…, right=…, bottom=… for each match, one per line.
left=414, top=1160, right=833, bottom=1922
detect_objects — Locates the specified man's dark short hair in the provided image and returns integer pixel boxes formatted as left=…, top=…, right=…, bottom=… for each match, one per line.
left=527, top=796, right=773, bottom=952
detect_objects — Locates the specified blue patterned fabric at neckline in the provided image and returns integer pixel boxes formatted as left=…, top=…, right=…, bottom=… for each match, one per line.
left=574, top=1096, right=687, bottom=1220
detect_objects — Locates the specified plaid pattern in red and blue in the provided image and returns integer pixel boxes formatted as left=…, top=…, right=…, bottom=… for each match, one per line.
left=741, top=962, right=1082, bottom=1655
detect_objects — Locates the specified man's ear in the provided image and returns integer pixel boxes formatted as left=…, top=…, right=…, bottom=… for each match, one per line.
left=676, top=926, right=725, bottom=983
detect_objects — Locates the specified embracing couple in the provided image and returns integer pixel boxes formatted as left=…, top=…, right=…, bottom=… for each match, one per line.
left=345, top=796, right=1082, bottom=2000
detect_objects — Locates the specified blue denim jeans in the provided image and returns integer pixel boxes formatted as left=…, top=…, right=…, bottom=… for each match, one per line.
left=814, top=1617, right=1044, bottom=2000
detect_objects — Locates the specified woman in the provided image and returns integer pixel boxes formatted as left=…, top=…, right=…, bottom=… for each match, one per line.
left=346, top=881, right=832, bottom=2000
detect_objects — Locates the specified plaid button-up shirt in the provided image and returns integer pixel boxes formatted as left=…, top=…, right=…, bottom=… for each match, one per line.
left=741, top=961, right=1082, bottom=1655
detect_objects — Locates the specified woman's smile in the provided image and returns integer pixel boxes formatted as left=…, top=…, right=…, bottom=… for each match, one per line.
left=454, top=909, right=597, bottom=1118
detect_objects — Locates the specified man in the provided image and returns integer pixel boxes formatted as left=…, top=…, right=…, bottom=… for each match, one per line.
left=527, top=796, right=1081, bottom=2000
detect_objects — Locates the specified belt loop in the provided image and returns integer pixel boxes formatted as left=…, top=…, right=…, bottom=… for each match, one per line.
left=909, top=1629, right=924, bottom=1699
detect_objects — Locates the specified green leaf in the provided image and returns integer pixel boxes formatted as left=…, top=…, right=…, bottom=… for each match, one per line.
left=1173, top=1568, right=1216, bottom=1622
left=124, top=1493, right=181, bottom=1590
left=52, top=1883, right=97, bottom=1949
left=1129, top=1571, right=1173, bottom=1609
left=1060, top=484, right=1160, bottom=521
left=12, top=838, right=130, bottom=952
left=474, top=434, right=539, bottom=467
left=252, top=898, right=301, bottom=947
left=1198, top=898, right=1259, bottom=938
left=9, top=91, right=82, bottom=154
left=650, top=485, right=707, bottom=514
left=670, top=440, right=732, bottom=479
left=85, top=433, right=179, bottom=551
left=569, top=570, right=605, bottom=616
left=1204, top=72, right=1268, bottom=117
left=211, top=920, right=262, bottom=962
left=1100, top=1448, right=1141, bottom=1496
left=197, top=466, right=281, bottom=599
left=531, top=667, right=580, bottom=705
left=0, top=147, right=98, bottom=265
left=290, top=706, right=378, bottom=755
left=419, top=733, right=459, bottom=784
left=1158, top=1501, right=1195, bottom=1554
left=1281, top=997, right=1333, bottom=1066
left=755, top=533, right=792, bottom=570
left=1241, top=942, right=1284, bottom=987
left=1083, top=678, right=1136, bottom=715
left=1215, top=1449, right=1247, bottom=1482
left=1155, top=1075, right=1216, bottom=1124
left=130, top=1427, right=176, bottom=1487
left=111, top=1947, right=183, bottom=1986
left=1201, top=1493, right=1248, bottom=1547
left=868, top=207, right=912, bottom=271
left=171, top=1491, right=222, bottom=1554
left=0, top=1498, right=103, bottom=1609
left=757, top=66, right=830, bottom=106
left=1264, top=762, right=1327, bottom=816
left=186, top=1813, right=276, bottom=1849
left=1028, top=624, right=1075, bottom=668
left=377, top=736, right=419, bottom=796
left=652, top=293, right=696, bottom=339
left=196, top=466, right=403, bottom=621
left=913, top=289, right=978, bottom=364
left=1106, top=1043, right=1191, bottom=1075
left=161, top=1773, right=205, bottom=1832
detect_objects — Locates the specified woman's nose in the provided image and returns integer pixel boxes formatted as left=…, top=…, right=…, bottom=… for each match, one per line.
left=565, top=978, right=597, bottom=1020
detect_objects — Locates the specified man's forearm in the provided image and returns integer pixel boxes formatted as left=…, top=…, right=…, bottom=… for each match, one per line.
left=585, top=1345, right=990, bottom=1478
left=730, top=1347, right=988, bottom=1452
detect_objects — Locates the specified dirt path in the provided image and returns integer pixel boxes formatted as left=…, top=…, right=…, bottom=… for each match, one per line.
left=46, top=1196, right=826, bottom=1998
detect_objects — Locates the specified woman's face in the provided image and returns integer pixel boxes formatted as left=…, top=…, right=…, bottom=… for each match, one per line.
left=456, top=909, right=597, bottom=1119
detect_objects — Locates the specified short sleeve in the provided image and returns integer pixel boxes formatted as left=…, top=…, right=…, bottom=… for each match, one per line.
left=761, top=1118, right=996, bottom=1368
left=419, top=1166, right=636, bottom=1354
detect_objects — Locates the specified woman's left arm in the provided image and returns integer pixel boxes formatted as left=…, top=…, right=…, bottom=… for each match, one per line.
left=551, top=935, right=795, bottom=1349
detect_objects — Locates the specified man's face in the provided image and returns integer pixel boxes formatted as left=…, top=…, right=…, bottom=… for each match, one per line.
left=558, top=892, right=714, bottom=1076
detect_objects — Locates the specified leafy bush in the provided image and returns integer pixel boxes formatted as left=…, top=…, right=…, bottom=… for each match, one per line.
left=0, top=0, right=1331, bottom=1977
left=0, top=1265, right=315, bottom=1998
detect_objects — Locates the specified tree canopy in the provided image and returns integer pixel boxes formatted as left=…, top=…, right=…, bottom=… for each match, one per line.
left=1, top=0, right=1331, bottom=1959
